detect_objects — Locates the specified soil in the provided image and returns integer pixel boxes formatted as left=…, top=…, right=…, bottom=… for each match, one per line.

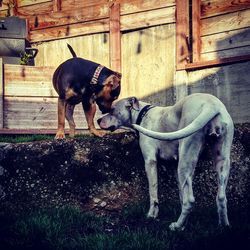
left=0, top=124, right=250, bottom=214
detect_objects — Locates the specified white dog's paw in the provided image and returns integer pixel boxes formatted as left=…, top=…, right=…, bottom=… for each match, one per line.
left=169, top=222, right=185, bottom=231
left=147, top=206, right=159, bottom=219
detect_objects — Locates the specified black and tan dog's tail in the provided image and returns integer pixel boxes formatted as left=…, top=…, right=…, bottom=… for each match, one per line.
left=67, top=43, right=77, bottom=58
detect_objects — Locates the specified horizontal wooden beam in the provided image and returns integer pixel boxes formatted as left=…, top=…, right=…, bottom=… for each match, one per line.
left=184, top=54, right=250, bottom=71
left=16, top=1, right=52, bottom=16
left=120, top=0, right=175, bottom=15
left=201, top=0, right=250, bottom=18
left=120, top=6, right=175, bottom=31
left=201, top=8, right=250, bottom=36
left=201, top=27, right=250, bottom=54
left=30, top=18, right=109, bottom=43
left=21, top=1, right=175, bottom=31
left=0, top=128, right=90, bottom=135
left=29, top=6, right=175, bottom=42
left=60, top=0, right=107, bottom=12
left=17, top=0, right=51, bottom=8
left=28, top=3, right=109, bottom=30
left=0, top=0, right=9, bottom=11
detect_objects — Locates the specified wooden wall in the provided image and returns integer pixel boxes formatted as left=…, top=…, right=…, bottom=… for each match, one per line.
left=0, top=0, right=175, bottom=42
left=0, top=0, right=177, bottom=131
left=121, top=24, right=175, bottom=105
left=33, top=34, right=110, bottom=68
left=187, top=61, right=250, bottom=124
left=2, top=63, right=103, bottom=130
left=174, top=0, right=250, bottom=124
left=200, top=0, right=250, bottom=61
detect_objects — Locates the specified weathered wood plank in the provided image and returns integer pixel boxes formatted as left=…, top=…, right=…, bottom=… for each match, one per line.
left=0, top=58, right=3, bottom=128
left=201, top=0, right=250, bottom=18
left=0, top=128, right=58, bottom=134
left=29, top=6, right=175, bottom=42
left=201, top=46, right=250, bottom=61
left=4, top=65, right=55, bottom=97
left=201, top=27, right=250, bottom=54
left=25, top=0, right=175, bottom=31
left=0, top=10, right=8, bottom=16
left=17, top=0, right=51, bottom=8
left=33, top=34, right=110, bottom=67
left=16, top=1, right=52, bottom=16
left=187, top=61, right=250, bottom=123
left=60, top=0, right=175, bottom=14
left=109, top=2, right=121, bottom=72
left=28, top=3, right=109, bottom=30
left=121, top=24, right=175, bottom=106
left=120, top=0, right=175, bottom=15
left=120, top=6, right=175, bottom=31
left=201, top=8, right=250, bottom=36
left=176, top=0, right=190, bottom=70
left=174, top=70, right=188, bottom=101
left=0, top=128, right=91, bottom=134
left=4, top=96, right=102, bottom=129
left=30, top=18, right=109, bottom=42
left=60, top=0, right=107, bottom=12
left=4, top=81, right=57, bottom=97
left=4, top=64, right=54, bottom=74
left=185, top=54, right=250, bottom=70
left=0, top=0, right=9, bottom=11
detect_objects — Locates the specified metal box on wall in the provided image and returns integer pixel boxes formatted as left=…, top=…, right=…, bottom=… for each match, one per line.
left=0, top=16, right=37, bottom=65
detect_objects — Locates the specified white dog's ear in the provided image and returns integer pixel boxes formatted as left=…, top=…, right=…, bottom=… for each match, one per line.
left=127, top=97, right=139, bottom=111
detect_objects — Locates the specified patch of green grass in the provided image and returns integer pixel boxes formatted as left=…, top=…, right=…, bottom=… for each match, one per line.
left=0, top=134, right=54, bottom=143
left=0, top=202, right=250, bottom=250
left=0, top=133, right=98, bottom=143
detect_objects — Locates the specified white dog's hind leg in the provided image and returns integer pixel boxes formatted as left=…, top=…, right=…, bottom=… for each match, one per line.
left=169, top=135, right=203, bottom=231
left=212, top=136, right=232, bottom=226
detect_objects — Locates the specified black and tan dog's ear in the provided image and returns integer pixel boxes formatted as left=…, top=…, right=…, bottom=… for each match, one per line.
left=110, top=75, right=121, bottom=90
left=127, top=97, right=139, bottom=111
left=115, top=72, right=122, bottom=79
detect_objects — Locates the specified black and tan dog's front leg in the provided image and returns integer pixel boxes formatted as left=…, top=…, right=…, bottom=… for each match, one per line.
left=83, top=102, right=106, bottom=137
left=65, top=104, right=76, bottom=138
left=55, top=98, right=66, bottom=139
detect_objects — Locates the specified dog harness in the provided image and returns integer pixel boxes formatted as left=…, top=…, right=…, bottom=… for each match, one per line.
left=90, top=65, right=104, bottom=85
left=135, top=105, right=155, bottom=125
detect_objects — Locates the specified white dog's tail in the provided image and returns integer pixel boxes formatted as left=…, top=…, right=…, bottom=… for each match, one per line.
left=132, top=107, right=219, bottom=141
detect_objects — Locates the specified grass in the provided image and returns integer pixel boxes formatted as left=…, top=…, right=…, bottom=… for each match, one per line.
left=0, top=135, right=54, bottom=143
left=0, top=201, right=249, bottom=250
left=0, top=134, right=95, bottom=143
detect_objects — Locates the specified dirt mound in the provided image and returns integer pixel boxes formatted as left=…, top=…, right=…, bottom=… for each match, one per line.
left=0, top=124, right=250, bottom=214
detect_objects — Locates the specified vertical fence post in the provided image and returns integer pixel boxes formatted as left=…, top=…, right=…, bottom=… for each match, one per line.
left=109, top=1, right=121, bottom=73
left=176, top=0, right=190, bottom=70
left=192, top=0, right=201, bottom=62
left=53, top=0, right=61, bottom=12
left=0, top=58, right=4, bottom=129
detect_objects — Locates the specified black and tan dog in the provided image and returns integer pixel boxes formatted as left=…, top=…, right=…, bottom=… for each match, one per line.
left=52, top=44, right=121, bottom=139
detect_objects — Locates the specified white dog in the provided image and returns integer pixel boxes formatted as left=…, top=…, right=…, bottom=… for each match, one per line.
left=98, top=93, right=234, bottom=230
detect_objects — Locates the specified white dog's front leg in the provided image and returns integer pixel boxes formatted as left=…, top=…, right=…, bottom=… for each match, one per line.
left=145, top=159, right=159, bottom=219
